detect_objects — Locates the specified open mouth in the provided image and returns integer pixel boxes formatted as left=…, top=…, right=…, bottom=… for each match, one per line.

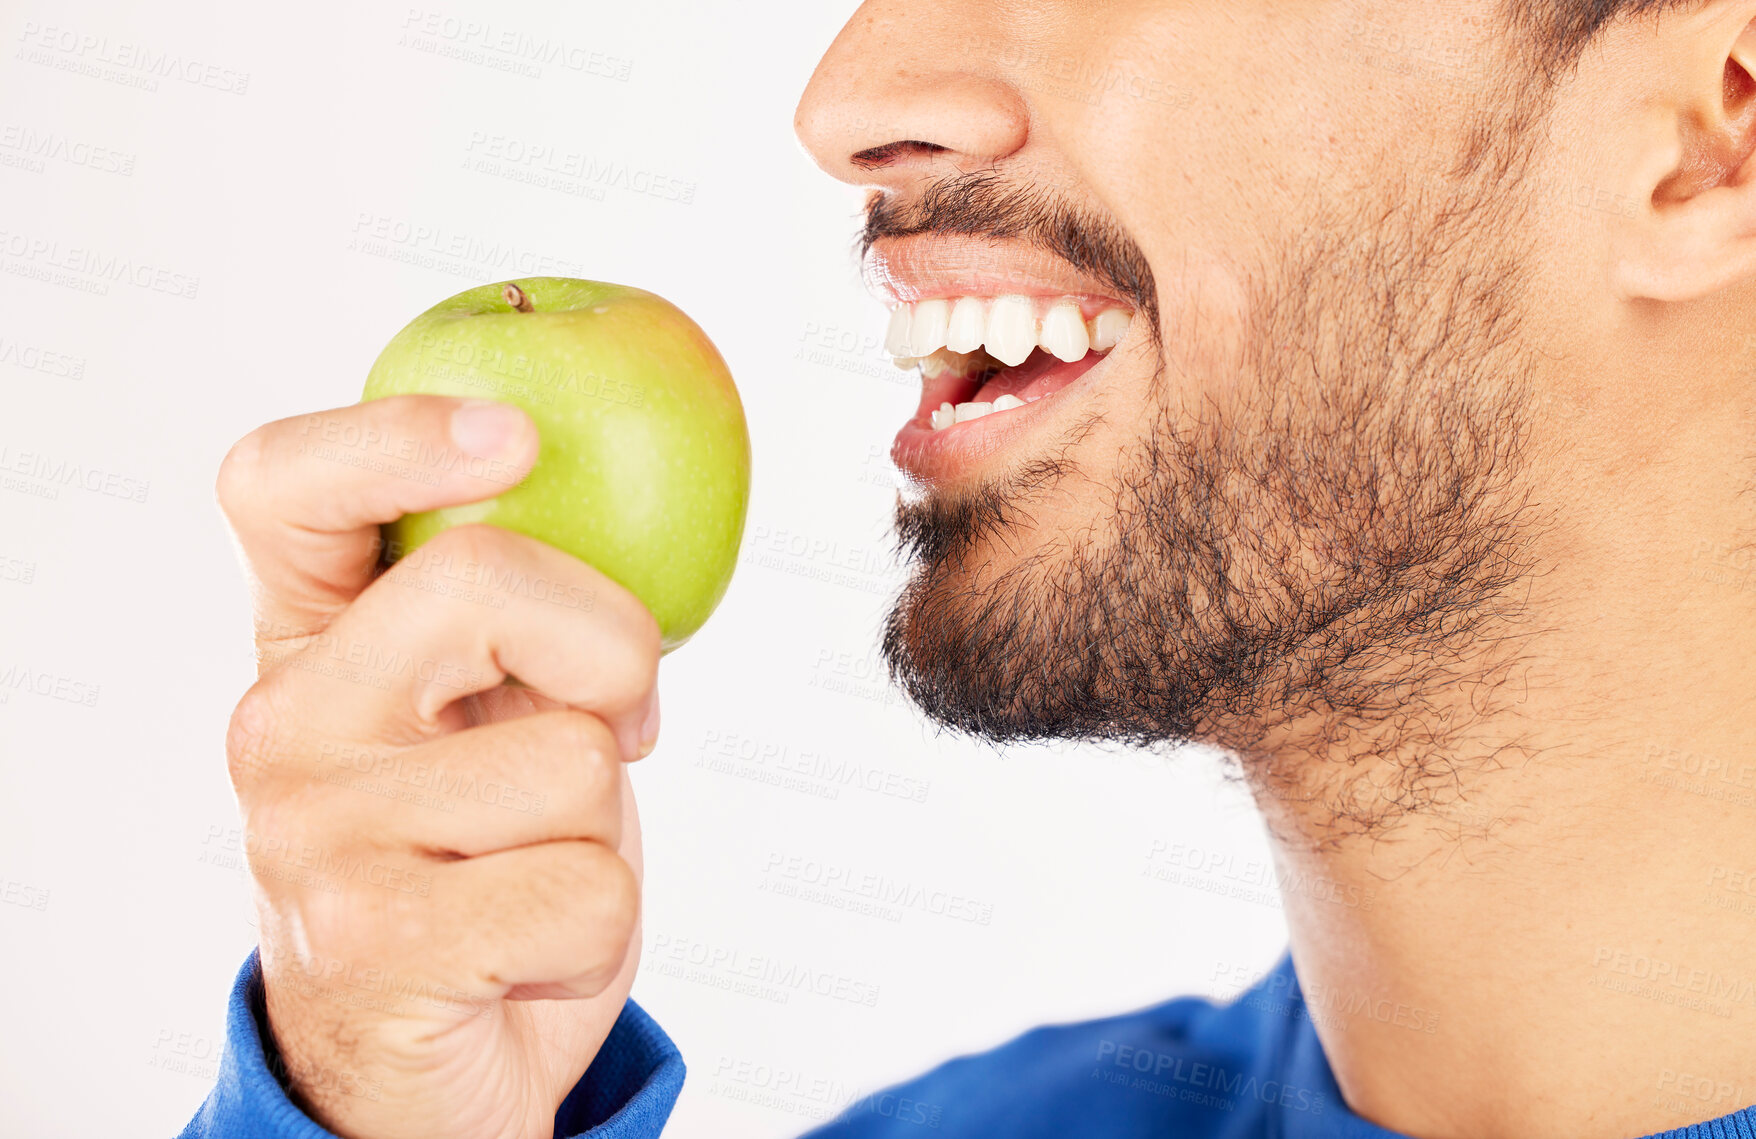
left=885, top=295, right=1134, bottom=431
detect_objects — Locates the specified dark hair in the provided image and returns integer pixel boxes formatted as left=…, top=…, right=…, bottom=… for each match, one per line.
left=1510, top=0, right=1699, bottom=76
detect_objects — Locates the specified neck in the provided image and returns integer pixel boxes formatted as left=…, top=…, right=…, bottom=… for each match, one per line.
left=1260, top=628, right=1756, bottom=1139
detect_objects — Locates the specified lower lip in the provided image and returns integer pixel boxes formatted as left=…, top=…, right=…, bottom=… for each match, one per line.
left=889, top=351, right=1113, bottom=484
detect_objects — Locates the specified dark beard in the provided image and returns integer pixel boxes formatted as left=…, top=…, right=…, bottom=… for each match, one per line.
left=878, top=119, right=1560, bottom=839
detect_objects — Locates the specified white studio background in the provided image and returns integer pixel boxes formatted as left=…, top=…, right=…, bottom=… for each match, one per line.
left=0, top=2, right=1289, bottom=1136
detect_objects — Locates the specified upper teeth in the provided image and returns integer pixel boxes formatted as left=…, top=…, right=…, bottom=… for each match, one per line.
left=1039, top=303, right=1089, bottom=363
left=886, top=295, right=1132, bottom=370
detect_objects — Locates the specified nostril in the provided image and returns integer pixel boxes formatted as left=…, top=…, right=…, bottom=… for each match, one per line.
left=853, top=140, right=952, bottom=170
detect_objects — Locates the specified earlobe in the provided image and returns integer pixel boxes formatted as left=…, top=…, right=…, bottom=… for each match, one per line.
left=1615, top=13, right=1756, bottom=302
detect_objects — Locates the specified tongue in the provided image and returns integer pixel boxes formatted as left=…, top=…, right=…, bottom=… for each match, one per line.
left=973, top=349, right=1103, bottom=404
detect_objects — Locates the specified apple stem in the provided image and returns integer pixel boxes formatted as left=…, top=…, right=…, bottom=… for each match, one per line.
left=502, top=283, right=535, bottom=313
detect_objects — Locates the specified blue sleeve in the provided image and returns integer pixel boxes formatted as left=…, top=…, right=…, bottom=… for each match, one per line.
left=178, top=951, right=684, bottom=1139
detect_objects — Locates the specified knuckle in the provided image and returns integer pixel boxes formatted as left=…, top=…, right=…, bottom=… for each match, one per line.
left=286, top=883, right=381, bottom=967
left=545, top=844, right=637, bottom=989
left=589, top=601, right=660, bottom=701
left=591, top=849, right=640, bottom=940
left=526, top=842, right=639, bottom=996
left=609, top=624, right=661, bottom=704
left=542, top=710, right=619, bottom=770
left=628, top=606, right=663, bottom=672
left=214, top=427, right=268, bottom=520
left=225, top=678, right=290, bottom=790
left=376, top=392, right=441, bottom=425
left=557, top=840, right=631, bottom=901
left=605, top=587, right=663, bottom=662
left=413, top=523, right=512, bottom=582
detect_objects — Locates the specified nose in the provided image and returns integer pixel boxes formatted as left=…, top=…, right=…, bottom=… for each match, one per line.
left=793, top=3, right=1030, bottom=190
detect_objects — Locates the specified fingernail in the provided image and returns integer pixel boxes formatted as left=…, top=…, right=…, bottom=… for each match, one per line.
left=637, top=690, right=661, bottom=759
left=450, top=400, right=529, bottom=458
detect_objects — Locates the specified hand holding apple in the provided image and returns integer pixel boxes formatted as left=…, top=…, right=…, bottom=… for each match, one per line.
left=214, top=391, right=668, bottom=1139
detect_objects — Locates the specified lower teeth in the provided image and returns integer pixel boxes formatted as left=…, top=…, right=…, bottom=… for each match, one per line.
left=930, top=392, right=1029, bottom=431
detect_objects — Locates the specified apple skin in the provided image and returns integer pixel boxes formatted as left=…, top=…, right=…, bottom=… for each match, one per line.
left=362, top=277, right=750, bottom=652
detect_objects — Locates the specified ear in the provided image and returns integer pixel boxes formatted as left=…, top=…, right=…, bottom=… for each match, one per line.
left=1614, top=4, right=1756, bottom=302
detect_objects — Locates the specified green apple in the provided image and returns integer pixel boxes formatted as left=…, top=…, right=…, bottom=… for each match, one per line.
left=362, top=277, right=750, bottom=651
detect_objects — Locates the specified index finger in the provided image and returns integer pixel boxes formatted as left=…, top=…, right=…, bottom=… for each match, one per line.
left=215, top=396, right=538, bottom=644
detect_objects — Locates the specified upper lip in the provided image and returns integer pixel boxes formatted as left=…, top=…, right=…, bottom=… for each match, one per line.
left=863, top=234, right=1136, bottom=312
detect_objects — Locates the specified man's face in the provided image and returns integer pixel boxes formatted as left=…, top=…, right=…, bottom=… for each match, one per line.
left=796, top=1, right=1595, bottom=835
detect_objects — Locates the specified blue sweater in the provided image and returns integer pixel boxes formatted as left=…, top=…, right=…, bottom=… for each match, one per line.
left=180, top=950, right=1756, bottom=1139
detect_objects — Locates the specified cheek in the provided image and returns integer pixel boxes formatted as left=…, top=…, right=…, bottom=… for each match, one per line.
left=1150, top=250, right=1257, bottom=411
left=1025, top=3, right=1493, bottom=374
left=1030, top=4, right=1352, bottom=278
